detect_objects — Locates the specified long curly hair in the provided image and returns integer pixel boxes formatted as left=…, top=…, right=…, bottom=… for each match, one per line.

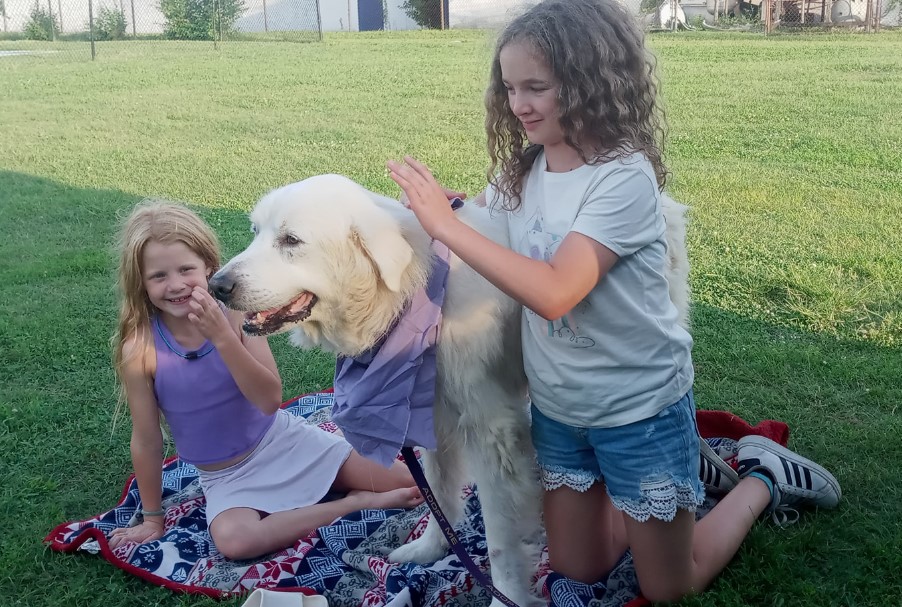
left=485, top=0, right=668, bottom=210
left=111, top=200, right=221, bottom=419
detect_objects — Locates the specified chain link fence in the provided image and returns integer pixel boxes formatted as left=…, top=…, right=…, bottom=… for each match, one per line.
left=2, top=0, right=898, bottom=61
left=395, top=0, right=899, bottom=32
left=0, top=0, right=323, bottom=59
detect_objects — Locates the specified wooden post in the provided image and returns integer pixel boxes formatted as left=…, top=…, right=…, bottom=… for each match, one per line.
left=262, top=0, right=269, bottom=32
left=57, top=0, right=63, bottom=32
left=130, top=0, right=136, bottom=36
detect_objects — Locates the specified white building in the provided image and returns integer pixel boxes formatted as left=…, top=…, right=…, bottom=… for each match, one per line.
left=447, top=0, right=643, bottom=27
left=318, top=0, right=419, bottom=31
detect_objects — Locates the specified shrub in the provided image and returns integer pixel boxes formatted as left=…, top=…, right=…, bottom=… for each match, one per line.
left=92, top=6, right=127, bottom=40
left=23, top=6, right=59, bottom=40
left=159, top=0, right=245, bottom=40
left=401, top=0, right=441, bottom=28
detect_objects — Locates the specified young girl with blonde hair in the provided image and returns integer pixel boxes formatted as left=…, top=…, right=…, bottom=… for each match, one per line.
left=107, top=200, right=422, bottom=560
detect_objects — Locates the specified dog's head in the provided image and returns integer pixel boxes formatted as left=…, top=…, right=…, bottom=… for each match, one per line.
left=210, top=174, right=418, bottom=351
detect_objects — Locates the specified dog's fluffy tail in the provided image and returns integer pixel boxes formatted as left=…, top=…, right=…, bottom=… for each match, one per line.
left=661, top=195, right=691, bottom=330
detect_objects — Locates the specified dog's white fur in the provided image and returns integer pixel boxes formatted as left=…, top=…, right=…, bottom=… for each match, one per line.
left=213, top=174, right=690, bottom=607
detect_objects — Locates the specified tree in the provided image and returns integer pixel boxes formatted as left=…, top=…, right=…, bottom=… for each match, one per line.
left=23, top=5, right=59, bottom=40
left=159, top=0, right=246, bottom=40
left=401, top=0, right=442, bottom=28
left=92, top=5, right=127, bottom=40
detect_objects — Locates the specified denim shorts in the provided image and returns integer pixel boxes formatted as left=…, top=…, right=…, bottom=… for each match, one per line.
left=530, top=390, right=705, bottom=523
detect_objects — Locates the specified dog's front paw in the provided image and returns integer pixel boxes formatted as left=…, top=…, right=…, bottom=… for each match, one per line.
left=388, top=536, right=448, bottom=564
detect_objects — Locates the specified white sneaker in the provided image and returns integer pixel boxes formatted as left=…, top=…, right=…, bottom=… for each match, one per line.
left=699, top=437, right=739, bottom=495
left=737, top=435, right=841, bottom=524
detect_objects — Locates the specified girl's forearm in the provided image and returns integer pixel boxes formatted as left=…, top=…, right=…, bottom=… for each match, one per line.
left=436, top=220, right=570, bottom=320
left=131, top=441, right=165, bottom=513
left=213, top=335, right=282, bottom=414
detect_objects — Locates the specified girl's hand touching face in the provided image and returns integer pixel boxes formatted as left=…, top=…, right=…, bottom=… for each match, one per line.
left=188, top=286, right=233, bottom=345
left=388, top=156, right=460, bottom=240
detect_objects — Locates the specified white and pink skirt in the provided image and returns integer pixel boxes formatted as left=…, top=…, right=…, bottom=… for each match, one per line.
left=197, top=409, right=353, bottom=524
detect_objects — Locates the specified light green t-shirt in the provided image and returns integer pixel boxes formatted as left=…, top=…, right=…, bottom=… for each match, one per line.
left=493, top=151, right=694, bottom=428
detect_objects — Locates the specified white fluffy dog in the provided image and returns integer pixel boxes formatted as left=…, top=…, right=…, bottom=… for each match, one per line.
left=209, top=174, right=690, bottom=607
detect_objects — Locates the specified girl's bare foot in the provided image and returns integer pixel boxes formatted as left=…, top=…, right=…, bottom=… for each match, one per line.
left=349, top=487, right=424, bottom=509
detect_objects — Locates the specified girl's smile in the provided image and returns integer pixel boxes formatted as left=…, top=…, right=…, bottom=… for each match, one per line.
left=142, top=240, right=211, bottom=319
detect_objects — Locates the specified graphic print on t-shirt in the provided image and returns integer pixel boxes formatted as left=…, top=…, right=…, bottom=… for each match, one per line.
left=521, top=208, right=595, bottom=349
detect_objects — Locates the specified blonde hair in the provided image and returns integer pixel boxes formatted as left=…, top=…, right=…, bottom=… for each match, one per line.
left=485, top=0, right=668, bottom=209
left=111, top=200, right=221, bottom=420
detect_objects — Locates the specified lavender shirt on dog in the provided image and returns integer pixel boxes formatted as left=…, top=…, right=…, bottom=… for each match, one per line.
left=331, top=239, right=452, bottom=468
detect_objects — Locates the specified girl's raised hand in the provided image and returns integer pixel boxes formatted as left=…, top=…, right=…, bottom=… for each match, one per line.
left=399, top=185, right=467, bottom=209
left=388, top=156, right=459, bottom=240
left=188, top=286, right=234, bottom=346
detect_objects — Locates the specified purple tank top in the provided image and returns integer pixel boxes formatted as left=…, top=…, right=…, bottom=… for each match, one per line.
left=152, top=314, right=275, bottom=466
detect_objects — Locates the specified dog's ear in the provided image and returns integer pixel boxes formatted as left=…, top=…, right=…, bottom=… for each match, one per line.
left=351, top=211, right=413, bottom=293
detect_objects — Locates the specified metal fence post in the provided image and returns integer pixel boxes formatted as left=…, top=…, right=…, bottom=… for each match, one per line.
left=87, top=0, right=96, bottom=59
left=315, top=0, right=323, bottom=40
left=46, top=0, right=56, bottom=40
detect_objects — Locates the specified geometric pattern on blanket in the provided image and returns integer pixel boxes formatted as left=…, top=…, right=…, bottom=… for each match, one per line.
left=46, top=392, right=787, bottom=607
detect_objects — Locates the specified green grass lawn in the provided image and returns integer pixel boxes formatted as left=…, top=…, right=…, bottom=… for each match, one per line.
left=1, top=30, right=901, bottom=607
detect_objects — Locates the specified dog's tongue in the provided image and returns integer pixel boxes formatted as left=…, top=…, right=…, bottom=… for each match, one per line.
left=245, top=292, right=313, bottom=323
left=288, top=292, right=313, bottom=314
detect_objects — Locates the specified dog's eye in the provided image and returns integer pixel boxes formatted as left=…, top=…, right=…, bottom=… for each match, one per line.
left=281, top=234, right=303, bottom=247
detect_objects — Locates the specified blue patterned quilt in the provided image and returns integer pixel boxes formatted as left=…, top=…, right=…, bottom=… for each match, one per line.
left=47, top=392, right=734, bottom=607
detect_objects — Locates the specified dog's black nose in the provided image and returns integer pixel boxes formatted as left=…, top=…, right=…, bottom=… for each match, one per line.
left=208, top=272, right=236, bottom=303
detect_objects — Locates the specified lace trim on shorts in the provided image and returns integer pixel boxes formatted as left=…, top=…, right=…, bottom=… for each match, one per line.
left=539, top=464, right=602, bottom=493
left=612, top=475, right=702, bottom=523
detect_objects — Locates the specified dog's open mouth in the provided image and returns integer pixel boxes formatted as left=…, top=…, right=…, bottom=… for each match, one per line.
left=243, top=291, right=318, bottom=336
